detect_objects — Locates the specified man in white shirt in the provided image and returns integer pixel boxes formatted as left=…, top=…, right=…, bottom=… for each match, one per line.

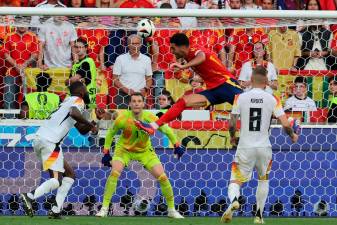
left=30, top=0, right=66, bottom=28
left=38, top=16, right=77, bottom=69
left=284, top=76, right=317, bottom=112
left=113, top=34, right=153, bottom=109
left=222, top=66, right=298, bottom=224
left=174, top=0, right=199, bottom=28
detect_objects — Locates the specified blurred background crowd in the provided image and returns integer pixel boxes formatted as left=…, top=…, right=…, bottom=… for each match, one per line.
left=0, top=0, right=337, bottom=123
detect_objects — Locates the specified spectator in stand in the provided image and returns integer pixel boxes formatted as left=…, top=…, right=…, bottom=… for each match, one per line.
left=284, top=76, right=317, bottom=112
left=77, top=17, right=109, bottom=70
left=67, top=38, right=98, bottom=109
left=120, top=0, right=155, bottom=7
left=175, top=0, right=199, bottom=28
left=268, top=26, right=301, bottom=70
left=261, top=0, right=274, bottom=9
left=318, top=0, right=336, bottom=10
left=0, top=0, right=21, bottom=6
left=113, top=34, right=153, bottom=109
left=184, top=75, right=205, bottom=96
left=68, top=0, right=84, bottom=7
left=227, top=28, right=269, bottom=72
left=157, top=89, right=175, bottom=110
left=239, top=42, right=277, bottom=94
left=277, top=0, right=304, bottom=10
left=20, top=0, right=45, bottom=7
left=229, top=0, right=242, bottom=9
left=30, top=0, right=66, bottom=28
left=241, top=0, right=261, bottom=9
left=20, top=72, right=60, bottom=119
left=327, top=76, right=337, bottom=123
left=3, top=26, right=38, bottom=111
left=38, top=15, right=77, bottom=69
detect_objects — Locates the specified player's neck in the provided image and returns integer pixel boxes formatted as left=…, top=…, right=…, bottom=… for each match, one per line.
left=251, top=85, right=266, bottom=90
left=132, top=111, right=142, bottom=120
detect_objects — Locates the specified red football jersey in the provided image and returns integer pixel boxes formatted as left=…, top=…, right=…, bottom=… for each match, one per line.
left=77, top=28, right=109, bottom=67
left=186, top=47, right=234, bottom=89
left=228, top=30, right=268, bottom=70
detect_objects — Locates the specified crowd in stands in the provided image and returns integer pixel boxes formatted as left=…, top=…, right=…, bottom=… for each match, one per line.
left=0, top=0, right=337, bottom=123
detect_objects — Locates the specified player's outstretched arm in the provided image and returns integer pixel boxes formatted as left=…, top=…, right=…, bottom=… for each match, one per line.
left=158, top=123, right=185, bottom=159
left=70, top=106, right=96, bottom=133
left=101, top=120, right=121, bottom=167
left=278, top=114, right=298, bottom=143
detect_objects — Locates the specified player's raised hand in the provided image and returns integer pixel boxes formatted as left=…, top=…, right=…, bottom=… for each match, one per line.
left=95, top=108, right=106, bottom=120
left=102, top=149, right=112, bottom=167
left=170, top=62, right=185, bottom=71
left=173, top=143, right=186, bottom=160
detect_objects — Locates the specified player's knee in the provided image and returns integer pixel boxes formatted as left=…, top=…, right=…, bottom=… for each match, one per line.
left=110, top=170, right=121, bottom=178
left=157, top=173, right=168, bottom=183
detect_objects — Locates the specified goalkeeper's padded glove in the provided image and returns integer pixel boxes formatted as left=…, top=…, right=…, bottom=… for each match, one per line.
left=102, top=149, right=112, bottom=167
left=173, top=143, right=186, bottom=160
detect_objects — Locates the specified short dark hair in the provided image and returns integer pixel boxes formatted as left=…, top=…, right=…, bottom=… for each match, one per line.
left=170, top=33, right=190, bottom=47
left=328, top=76, right=337, bottom=84
left=160, top=89, right=175, bottom=104
left=36, top=72, right=52, bottom=91
left=75, top=38, right=88, bottom=48
left=160, top=3, right=172, bottom=8
left=252, top=65, right=268, bottom=77
left=294, top=76, right=307, bottom=86
left=69, top=81, right=86, bottom=95
left=129, top=92, right=145, bottom=102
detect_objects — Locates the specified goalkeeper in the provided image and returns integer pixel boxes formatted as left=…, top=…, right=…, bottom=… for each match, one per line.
left=96, top=93, right=185, bottom=219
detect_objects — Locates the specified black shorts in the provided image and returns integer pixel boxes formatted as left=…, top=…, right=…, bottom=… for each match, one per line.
left=199, top=78, right=243, bottom=105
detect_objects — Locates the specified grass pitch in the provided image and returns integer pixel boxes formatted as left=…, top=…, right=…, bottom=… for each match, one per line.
left=0, top=216, right=335, bottom=225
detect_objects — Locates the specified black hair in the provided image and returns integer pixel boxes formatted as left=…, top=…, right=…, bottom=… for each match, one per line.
left=305, top=0, right=321, bottom=10
left=294, top=76, right=307, bottom=85
left=69, top=81, right=86, bottom=95
left=75, top=37, right=88, bottom=48
left=328, top=76, right=337, bottom=84
left=36, top=72, right=52, bottom=92
left=160, top=3, right=172, bottom=8
left=129, top=92, right=145, bottom=102
left=160, top=89, right=175, bottom=105
left=170, top=33, right=190, bottom=47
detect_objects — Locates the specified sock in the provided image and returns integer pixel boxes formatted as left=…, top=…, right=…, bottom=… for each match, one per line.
left=30, top=178, right=60, bottom=200
left=52, top=177, right=75, bottom=213
left=156, top=98, right=186, bottom=127
left=102, top=170, right=120, bottom=208
left=228, top=182, right=241, bottom=203
left=158, top=174, right=175, bottom=210
left=256, top=180, right=269, bottom=218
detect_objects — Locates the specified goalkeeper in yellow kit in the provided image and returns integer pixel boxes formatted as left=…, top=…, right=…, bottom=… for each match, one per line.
left=96, top=93, right=185, bottom=218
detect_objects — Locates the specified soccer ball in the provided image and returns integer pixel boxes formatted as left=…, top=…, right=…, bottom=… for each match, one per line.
left=137, top=19, right=156, bottom=38
left=132, top=197, right=150, bottom=213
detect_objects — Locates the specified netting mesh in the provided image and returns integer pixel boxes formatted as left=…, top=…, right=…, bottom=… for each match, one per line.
left=0, top=14, right=336, bottom=217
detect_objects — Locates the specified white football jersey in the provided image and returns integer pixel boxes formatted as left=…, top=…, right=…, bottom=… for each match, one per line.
left=36, top=96, right=85, bottom=144
left=232, top=88, right=285, bottom=148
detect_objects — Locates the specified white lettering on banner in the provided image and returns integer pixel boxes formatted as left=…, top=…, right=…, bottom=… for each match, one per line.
left=0, top=133, right=22, bottom=147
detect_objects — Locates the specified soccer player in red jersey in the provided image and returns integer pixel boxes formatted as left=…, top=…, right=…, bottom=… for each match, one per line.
left=135, top=33, right=243, bottom=135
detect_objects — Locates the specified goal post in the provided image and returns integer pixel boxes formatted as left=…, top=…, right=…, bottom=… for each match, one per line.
left=0, top=7, right=336, bottom=217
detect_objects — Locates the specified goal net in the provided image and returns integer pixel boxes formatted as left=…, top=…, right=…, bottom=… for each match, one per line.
left=0, top=8, right=336, bottom=217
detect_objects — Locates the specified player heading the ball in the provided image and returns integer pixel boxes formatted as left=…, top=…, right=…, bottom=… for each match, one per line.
left=135, top=32, right=243, bottom=134
left=20, top=81, right=99, bottom=219
left=96, top=93, right=185, bottom=219
left=221, top=66, right=298, bottom=224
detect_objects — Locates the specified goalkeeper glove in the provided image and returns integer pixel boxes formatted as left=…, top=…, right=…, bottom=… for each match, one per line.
left=173, top=143, right=186, bottom=160
left=102, top=149, right=112, bottom=167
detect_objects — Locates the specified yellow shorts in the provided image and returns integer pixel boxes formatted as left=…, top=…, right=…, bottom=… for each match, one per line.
left=112, top=145, right=161, bottom=171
